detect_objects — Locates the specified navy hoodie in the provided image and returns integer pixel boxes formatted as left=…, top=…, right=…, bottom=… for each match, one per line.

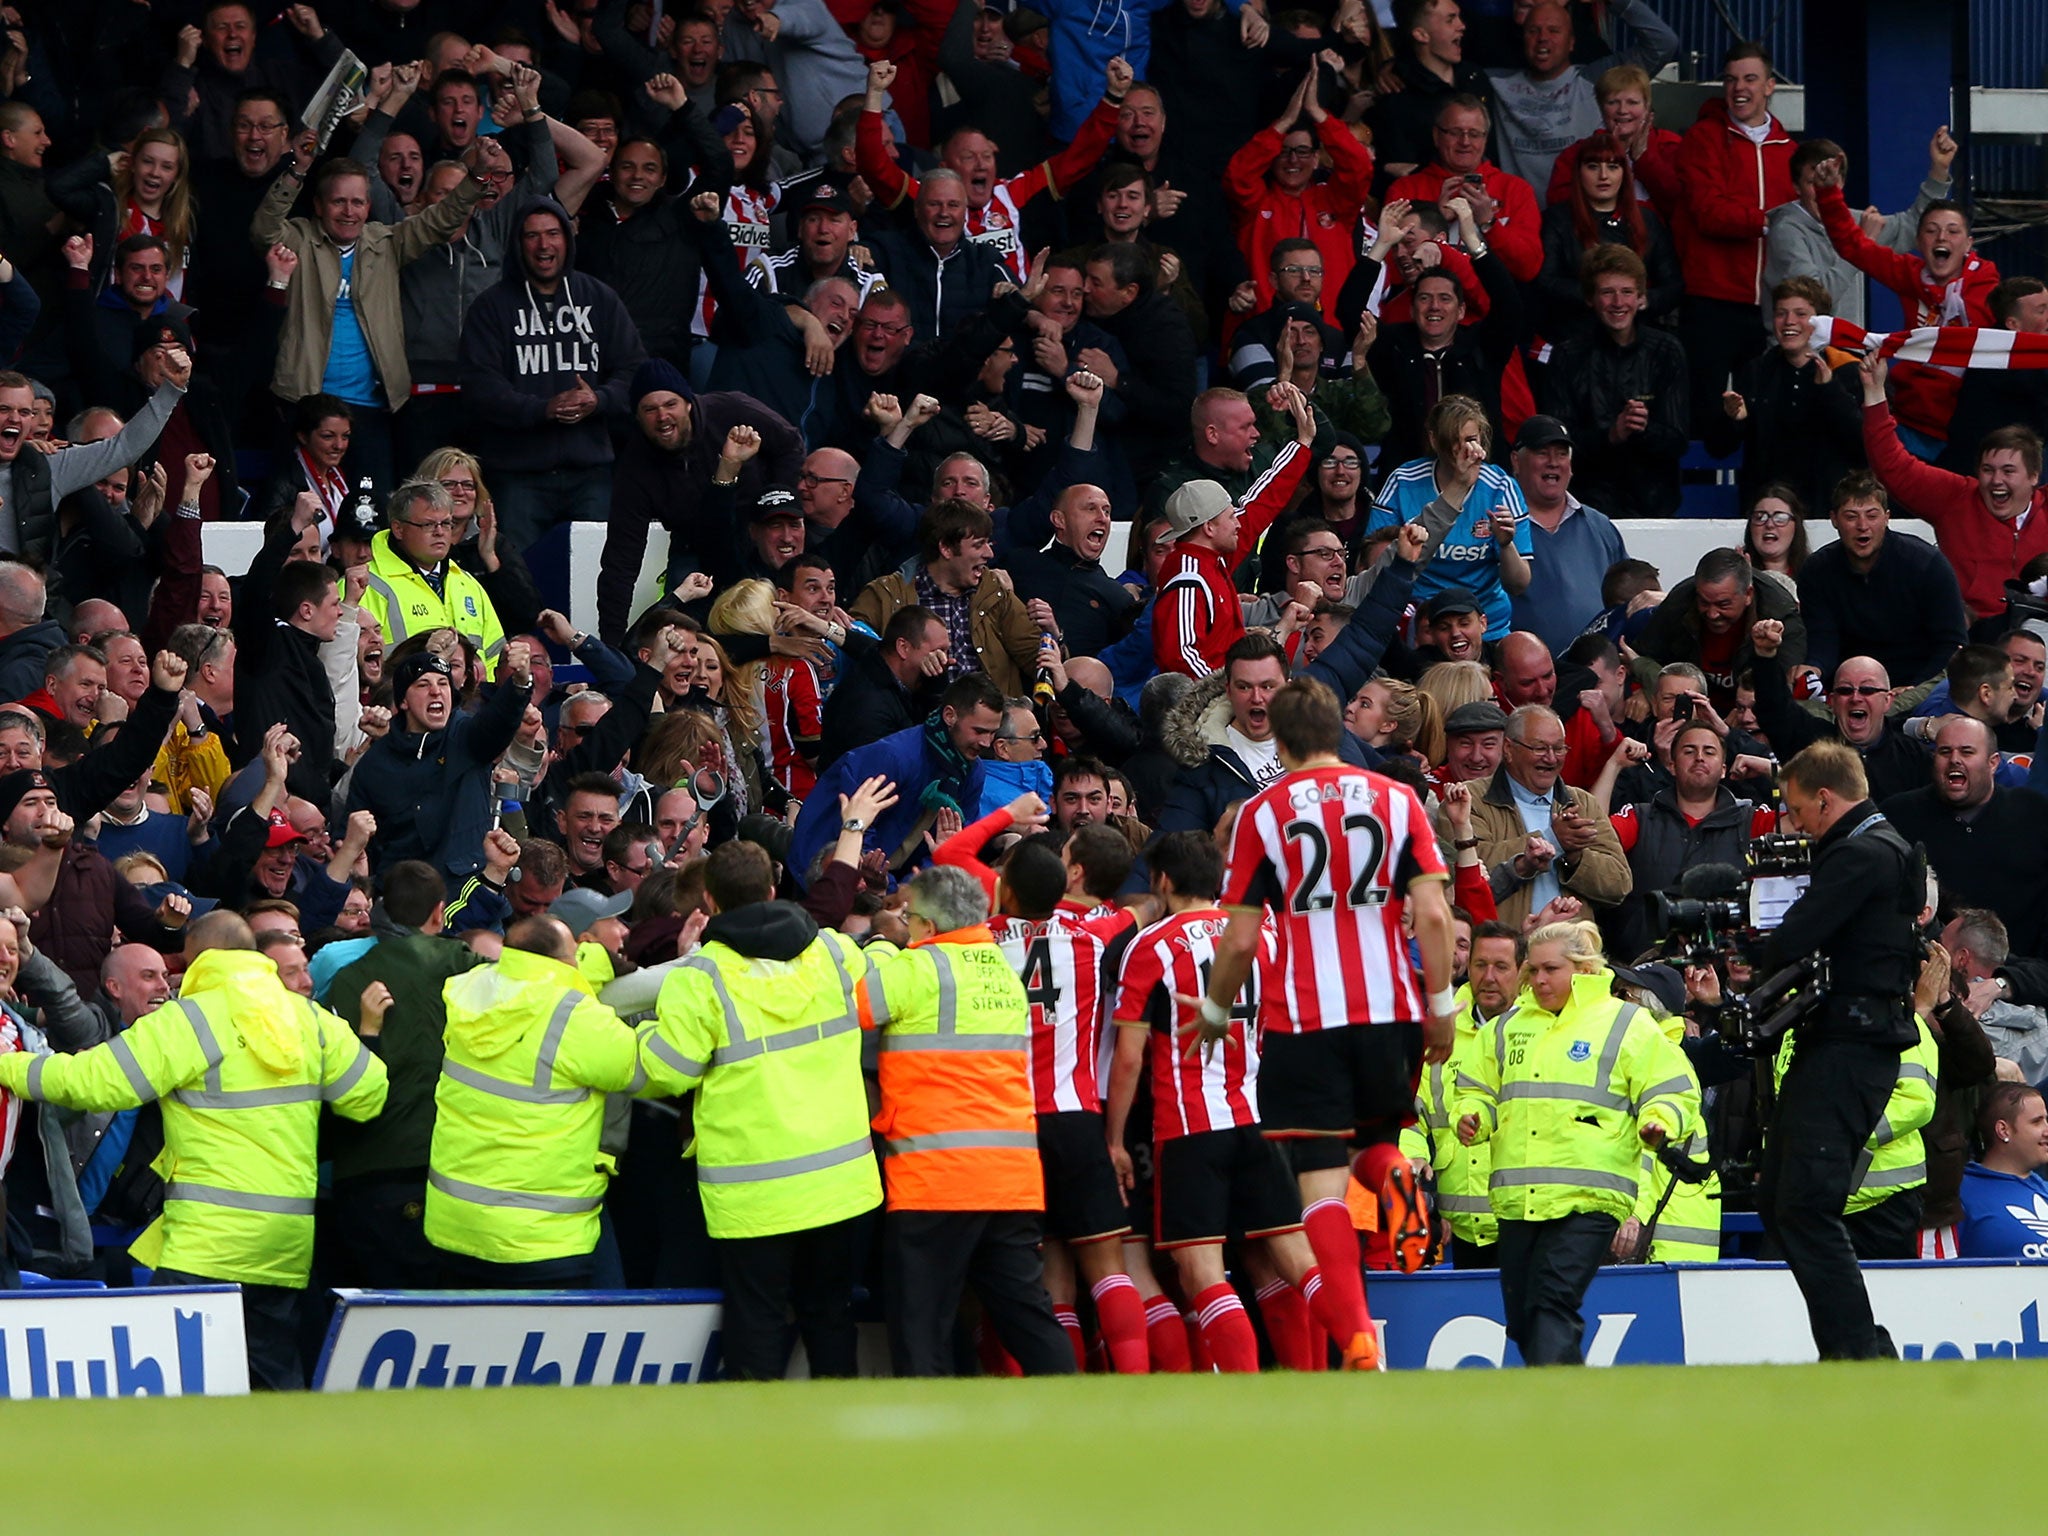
left=457, top=196, right=649, bottom=473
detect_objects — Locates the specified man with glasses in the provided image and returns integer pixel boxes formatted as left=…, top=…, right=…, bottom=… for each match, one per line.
left=359, top=479, right=508, bottom=678
left=1748, top=620, right=1933, bottom=805
left=1445, top=702, right=1631, bottom=930
left=1386, top=95, right=1543, bottom=283
left=1223, top=67, right=1376, bottom=322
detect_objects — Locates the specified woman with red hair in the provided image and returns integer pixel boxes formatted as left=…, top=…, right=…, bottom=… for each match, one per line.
left=1534, top=130, right=1681, bottom=341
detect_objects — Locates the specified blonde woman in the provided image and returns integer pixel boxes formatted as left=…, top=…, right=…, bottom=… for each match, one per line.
left=1366, top=393, right=1533, bottom=641
left=413, top=446, right=493, bottom=545
left=1418, top=660, right=1494, bottom=720
left=52, top=126, right=197, bottom=296
left=1454, top=921, right=1696, bottom=1365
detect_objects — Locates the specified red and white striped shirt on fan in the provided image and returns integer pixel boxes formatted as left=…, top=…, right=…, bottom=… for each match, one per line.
left=0, top=1011, right=19, bottom=1178
left=763, top=656, right=825, bottom=797
left=1112, top=908, right=1278, bottom=1141
left=1222, top=764, right=1447, bottom=1032
left=992, top=911, right=1111, bottom=1116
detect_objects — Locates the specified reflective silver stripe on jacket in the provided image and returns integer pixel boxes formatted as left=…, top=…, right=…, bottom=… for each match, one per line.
left=363, top=571, right=412, bottom=643
left=178, top=998, right=226, bottom=1068
left=1499, top=1081, right=1629, bottom=1110
left=1633, top=1074, right=1694, bottom=1113
left=700, top=1136, right=874, bottom=1185
left=1653, top=1224, right=1721, bottom=1248
left=642, top=1028, right=708, bottom=1081
left=1489, top=1166, right=1638, bottom=1196
left=882, top=1129, right=1040, bottom=1155
left=442, top=1058, right=591, bottom=1105
left=166, top=1181, right=316, bottom=1216
left=531, top=994, right=582, bottom=1092
left=1435, top=1193, right=1493, bottom=1214
left=1859, top=1161, right=1927, bottom=1191
left=685, top=947, right=864, bottom=1066
left=107, top=1036, right=157, bottom=1103
left=24, top=1053, right=45, bottom=1100
left=879, top=1033, right=1027, bottom=1052
left=324, top=1043, right=372, bottom=1101
left=931, top=947, right=960, bottom=1031
left=173, top=1083, right=323, bottom=1109
left=427, top=1169, right=602, bottom=1214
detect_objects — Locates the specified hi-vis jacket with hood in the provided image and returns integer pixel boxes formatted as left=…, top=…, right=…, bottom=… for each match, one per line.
left=638, top=901, right=882, bottom=1240
left=0, top=948, right=388, bottom=1287
left=426, top=945, right=643, bottom=1264
left=456, top=195, right=648, bottom=476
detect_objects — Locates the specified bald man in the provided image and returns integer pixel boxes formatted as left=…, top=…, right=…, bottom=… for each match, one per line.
left=1884, top=714, right=2048, bottom=959
left=1045, top=649, right=1141, bottom=761
left=1001, top=483, right=1135, bottom=657
left=0, top=561, right=63, bottom=701
left=70, top=598, right=128, bottom=642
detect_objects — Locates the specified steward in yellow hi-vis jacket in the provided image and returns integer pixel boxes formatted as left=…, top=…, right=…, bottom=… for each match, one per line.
left=426, top=916, right=640, bottom=1287
left=1402, top=982, right=1501, bottom=1260
left=1455, top=925, right=1698, bottom=1366
left=637, top=841, right=883, bottom=1380
left=0, top=913, right=388, bottom=1390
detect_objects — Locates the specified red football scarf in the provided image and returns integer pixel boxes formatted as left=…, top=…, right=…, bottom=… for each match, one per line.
left=1808, top=317, right=2048, bottom=371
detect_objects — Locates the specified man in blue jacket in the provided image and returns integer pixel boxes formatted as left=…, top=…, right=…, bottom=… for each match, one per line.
left=788, top=673, right=1003, bottom=885
left=457, top=196, right=648, bottom=554
left=346, top=645, right=533, bottom=887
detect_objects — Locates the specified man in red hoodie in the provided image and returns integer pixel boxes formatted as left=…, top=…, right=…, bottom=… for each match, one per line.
left=1673, top=41, right=1795, bottom=435
left=1224, top=65, right=1377, bottom=326
left=1861, top=353, right=2048, bottom=622
left=1815, top=165, right=1998, bottom=457
left=1386, top=95, right=1543, bottom=283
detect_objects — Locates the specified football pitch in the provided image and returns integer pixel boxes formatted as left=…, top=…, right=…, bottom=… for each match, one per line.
left=0, top=1361, right=2025, bottom=1532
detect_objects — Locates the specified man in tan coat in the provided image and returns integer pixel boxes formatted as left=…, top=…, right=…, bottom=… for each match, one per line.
left=850, top=499, right=1042, bottom=698
left=1438, top=703, right=1633, bottom=930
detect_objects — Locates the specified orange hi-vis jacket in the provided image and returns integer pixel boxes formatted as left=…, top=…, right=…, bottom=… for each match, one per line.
left=855, top=926, right=1043, bottom=1212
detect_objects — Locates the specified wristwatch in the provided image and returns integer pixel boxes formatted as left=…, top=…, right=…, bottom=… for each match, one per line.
left=841, top=817, right=867, bottom=833
left=1453, top=837, right=1479, bottom=851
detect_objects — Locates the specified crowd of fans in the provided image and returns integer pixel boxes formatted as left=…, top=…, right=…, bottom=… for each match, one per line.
left=0, top=0, right=2044, bottom=1375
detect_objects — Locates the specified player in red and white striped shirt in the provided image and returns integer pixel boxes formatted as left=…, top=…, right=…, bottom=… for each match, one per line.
left=1193, top=678, right=1458, bottom=1370
left=988, top=835, right=1150, bottom=1374
left=1105, top=830, right=1384, bottom=1372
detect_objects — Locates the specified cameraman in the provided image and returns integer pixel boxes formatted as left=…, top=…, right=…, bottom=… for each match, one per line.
left=1760, top=741, right=1923, bottom=1360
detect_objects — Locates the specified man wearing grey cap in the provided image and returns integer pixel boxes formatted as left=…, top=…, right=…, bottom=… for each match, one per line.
left=1435, top=700, right=1509, bottom=792
left=550, top=884, right=635, bottom=989
left=1508, top=414, right=1628, bottom=655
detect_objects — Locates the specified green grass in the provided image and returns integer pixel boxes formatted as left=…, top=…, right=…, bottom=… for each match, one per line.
left=0, top=1362, right=2028, bottom=1532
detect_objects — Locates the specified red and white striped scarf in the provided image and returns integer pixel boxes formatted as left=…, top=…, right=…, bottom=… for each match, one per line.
left=1808, top=317, right=2048, bottom=372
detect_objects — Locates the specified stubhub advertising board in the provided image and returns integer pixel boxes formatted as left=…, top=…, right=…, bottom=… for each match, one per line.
left=0, top=1286, right=248, bottom=1398
left=314, top=1290, right=723, bottom=1391
left=1373, top=1260, right=2048, bottom=1368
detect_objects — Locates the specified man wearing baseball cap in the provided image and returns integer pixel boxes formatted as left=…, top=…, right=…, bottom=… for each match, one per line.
left=1508, top=414, right=1629, bottom=654
left=550, top=884, right=634, bottom=990
left=1152, top=383, right=1315, bottom=678
left=752, top=181, right=884, bottom=304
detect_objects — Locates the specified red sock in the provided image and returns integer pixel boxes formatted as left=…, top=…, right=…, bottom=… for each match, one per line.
left=1052, top=1305, right=1087, bottom=1373
left=1255, top=1278, right=1316, bottom=1370
left=1193, top=1282, right=1260, bottom=1373
left=1302, top=1199, right=1373, bottom=1339
left=1300, top=1264, right=1371, bottom=1353
left=975, top=1318, right=1022, bottom=1377
left=1144, top=1296, right=1191, bottom=1372
left=1184, top=1311, right=1212, bottom=1372
left=1090, top=1273, right=1152, bottom=1374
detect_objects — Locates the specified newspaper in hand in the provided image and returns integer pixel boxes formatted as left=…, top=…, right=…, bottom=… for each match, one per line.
left=302, top=50, right=369, bottom=152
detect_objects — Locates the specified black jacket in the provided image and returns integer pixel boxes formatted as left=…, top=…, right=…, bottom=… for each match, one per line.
left=1540, top=324, right=1690, bottom=518
left=1000, top=539, right=1138, bottom=660
left=1092, top=288, right=1201, bottom=486
left=1353, top=247, right=1522, bottom=467
left=1882, top=785, right=2048, bottom=959
left=1365, top=53, right=1499, bottom=181
left=1761, top=801, right=1921, bottom=1045
left=229, top=519, right=336, bottom=803
left=1750, top=656, right=1932, bottom=806
left=1796, top=530, right=1968, bottom=688
left=817, top=649, right=929, bottom=770
left=597, top=392, right=804, bottom=642
left=1637, top=576, right=1805, bottom=704
left=1533, top=201, right=1682, bottom=339
left=1703, top=345, right=1866, bottom=514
